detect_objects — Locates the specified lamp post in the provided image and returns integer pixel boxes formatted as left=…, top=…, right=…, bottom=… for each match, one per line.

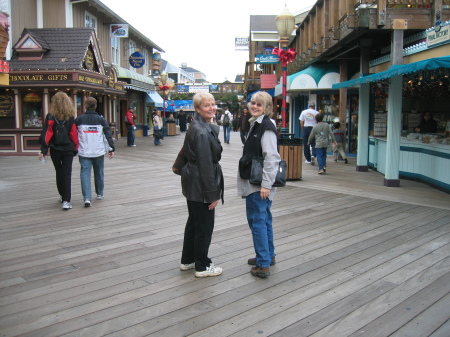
left=159, top=71, right=169, bottom=118
left=275, top=6, right=296, bottom=133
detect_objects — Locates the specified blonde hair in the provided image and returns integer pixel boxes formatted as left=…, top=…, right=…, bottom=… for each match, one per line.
left=248, top=91, right=273, bottom=118
left=193, top=92, right=215, bottom=111
left=49, top=92, right=74, bottom=121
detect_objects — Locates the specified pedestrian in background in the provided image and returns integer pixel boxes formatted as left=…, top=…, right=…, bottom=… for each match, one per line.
left=75, top=97, right=115, bottom=207
left=39, top=91, right=78, bottom=210
left=220, top=107, right=233, bottom=144
left=238, top=91, right=281, bottom=278
left=178, top=109, right=187, bottom=132
left=299, top=102, right=319, bottom=165
left=125, top=106, right=136, bottom=147
left=180, top=92, right=224, bottom=278
left=232, top=113, right=239, bottom=132
left=238, top=107, right=251, bottom=145
left=308, top=114, right=337, bottom=175
left=153, top=110, right=163, bottom=146
left=332, top=122, right=348, bottom=164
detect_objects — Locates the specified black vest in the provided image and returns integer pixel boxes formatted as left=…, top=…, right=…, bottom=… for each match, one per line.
left=238, top=116, right=277, bottom=179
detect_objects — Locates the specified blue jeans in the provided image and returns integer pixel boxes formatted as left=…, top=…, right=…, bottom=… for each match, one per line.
left=79, top=156, right=104, bottom=201
left=303, top=126, right=316, bottom=161
left=223, top=124, right=231, bottom=142
left=316, top=147, right=327, bottom=170
left=154, top=126, right=161, bottom=145
left=127, top=125, right=135, bottom=146
left=246, top=192, right=275, bottom=268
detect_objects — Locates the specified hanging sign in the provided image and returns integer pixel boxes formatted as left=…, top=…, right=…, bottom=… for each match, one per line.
left=129, top=51, right=145, bottom=68
left=255, top=54, right=280, bottom=64
left=110, top=24, right=129, bottom=38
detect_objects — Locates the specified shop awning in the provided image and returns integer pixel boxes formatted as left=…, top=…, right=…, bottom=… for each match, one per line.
left=116, top=66, right=154, bottom=91
left=274, top=64, right=340, bottom=95
left=332, top=56, right=450, bottom=89
left=146, top=91, right=164, bottom=107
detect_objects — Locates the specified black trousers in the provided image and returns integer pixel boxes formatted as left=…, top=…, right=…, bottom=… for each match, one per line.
left=181, top=199, right=215, bottom=271
left=50, top=149, right=74, bottom=202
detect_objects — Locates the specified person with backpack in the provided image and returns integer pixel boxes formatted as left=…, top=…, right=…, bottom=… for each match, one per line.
left=75, top=97, right=115, bottom=207
left=220, top=107, right=232, bottom=144
left=124, top=106, right=136, bottom=147
left=38, top=91, right=79, bottom=210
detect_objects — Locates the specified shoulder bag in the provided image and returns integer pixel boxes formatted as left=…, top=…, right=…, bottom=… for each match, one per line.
left=249, top=124, right=286, bottom=187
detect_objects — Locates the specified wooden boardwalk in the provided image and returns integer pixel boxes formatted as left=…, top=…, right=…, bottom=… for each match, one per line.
left=0, top=130, right=449, bottom=337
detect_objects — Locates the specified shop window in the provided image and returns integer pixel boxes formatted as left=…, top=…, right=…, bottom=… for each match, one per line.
left=0, top=91, right=15, bottom=129
left=76, top=94, right=82, bottom=115
left=85, top=12, right=97, bottom=31
left=111, top=37, right=119, bottom=65
left=22, top=92, right=43, bottom=128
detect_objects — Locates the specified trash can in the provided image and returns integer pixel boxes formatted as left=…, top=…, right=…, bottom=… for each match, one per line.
left=166, top=121, right=176, bottom=136
left=279, top=137, right=302, bottom=180
left=143, top=125, right=149, bottom=137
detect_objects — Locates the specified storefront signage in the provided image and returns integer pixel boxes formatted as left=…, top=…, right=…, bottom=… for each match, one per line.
left=177, top=85, right=189, bottom=93
left=110, top=24, right=129, bottom=38
left=78, top=75, right=103, bottom=85
left=129, top=51, right=145, bottom=68
left=189, top=86, right=209, bottom=93
left=255, top=54, right=280, bottom=64
left=0, top=94, right=14, bottom=116
left=10, top=74, right=71, bottom=82
left=427, top=24, right=449, bottom=47
left=84, top=50, right=95, bottom=70
left=235, top=37, right=249, bottom=51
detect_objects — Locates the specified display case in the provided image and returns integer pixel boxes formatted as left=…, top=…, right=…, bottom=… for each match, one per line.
left=373, top=112, right=387, bottom=137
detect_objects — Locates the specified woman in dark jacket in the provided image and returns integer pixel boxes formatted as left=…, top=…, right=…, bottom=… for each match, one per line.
left=415, top=111, right=438, bottom=133
left=179, top=92, right=224, bottom=278
left=38, top=91, right=78, bottom=210
left=178, top=109, right=187, bottom=132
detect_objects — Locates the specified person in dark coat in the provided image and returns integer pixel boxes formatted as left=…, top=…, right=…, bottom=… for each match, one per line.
left=179, top=92, right=224, bottom=278
left=178, top=109, right=187, bottom=132
left=415, top=111, right=438, bottom=133
left=238, top=107, right=251, bottom=144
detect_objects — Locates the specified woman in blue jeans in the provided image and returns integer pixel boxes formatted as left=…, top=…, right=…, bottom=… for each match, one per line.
left=153, top=110, right=163, bottom=145
left=237, top=91, right=281, bottom=278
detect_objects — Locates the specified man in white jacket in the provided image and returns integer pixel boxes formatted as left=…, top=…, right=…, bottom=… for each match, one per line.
left=221, top=107, right=233, bottom=144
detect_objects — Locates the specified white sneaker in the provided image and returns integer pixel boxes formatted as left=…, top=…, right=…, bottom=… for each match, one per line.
left=84, top=200, right=92, bottom=207
left=62, top=201, right=72, bottom=210
left=305, top=160, right=311, bottom=164
left=195, top=264, right=223, bottom=278
left=180, top=263, right=195, bottom=271
left=311, top=157, right=315, bottom=165
left=96, top=195, right=104, bottom=200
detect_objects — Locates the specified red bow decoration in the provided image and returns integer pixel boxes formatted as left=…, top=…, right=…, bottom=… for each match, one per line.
left=272, top=47, right=297, bottom=63
left=159, top=85, right=170, bottom=91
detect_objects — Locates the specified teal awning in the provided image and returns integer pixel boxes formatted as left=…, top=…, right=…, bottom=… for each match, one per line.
left=332, top=56, right=450, bottom=89
left=146, top=91, right=163, bottom=107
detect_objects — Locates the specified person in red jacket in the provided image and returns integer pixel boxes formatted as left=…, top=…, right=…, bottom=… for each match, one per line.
left=125, top=106, right=137, bottom=146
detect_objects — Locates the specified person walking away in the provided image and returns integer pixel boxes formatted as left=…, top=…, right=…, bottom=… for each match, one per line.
left=153, top=110, right=163, bottom=146
left=220, top=107, right=232, bottom=144
left=38, top=91, right=79, bottom=210
left=179, top=92, right=224, bottom=278
left=238, top=91, right=281, bottom=278
left=332, top=122, right=348, bottom=163
left=308, top=114, right=337, bottom=175
left=238, top=108, right=251, bottom=145
left=125, top=106, right=136, bottom=147
left=75, top=97, right=115, bottom=207
left=299, top=102, right=319, bottom=165
left=178, top=109, right=187, bottom=132
left=232, top=113, right=238, bottom=132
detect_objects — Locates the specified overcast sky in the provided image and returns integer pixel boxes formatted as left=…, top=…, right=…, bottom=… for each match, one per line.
left=101, top=0, right=317, bottom=83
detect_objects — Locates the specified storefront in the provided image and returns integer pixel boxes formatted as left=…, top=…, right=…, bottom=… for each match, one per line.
left=0, top=28, right=126, bottom=155
left=334, top=55, right=450, bottom=191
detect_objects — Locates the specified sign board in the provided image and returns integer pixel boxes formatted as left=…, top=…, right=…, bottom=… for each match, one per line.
left=129, top=51, right=145, bottom=68
left=255, top=54, right=280, bottom=64
left=189, top=86, right=209, bottom=93
left=235, top=37, right=249, bottom=51
left=110, top=24, right=129, bottom=38
left=427, top=24, right=449, bottom=47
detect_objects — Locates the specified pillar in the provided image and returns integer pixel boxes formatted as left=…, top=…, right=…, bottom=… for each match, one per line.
left=356, top=83, right=370, bottom=171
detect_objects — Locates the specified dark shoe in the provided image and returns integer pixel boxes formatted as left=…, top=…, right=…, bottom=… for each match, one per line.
left=344, top=158, right=348, bottom=164
left=250, top=266, right=270, bottom=278
left=248, top=256, right=276, bottom=266
left=323, top=167, right=326, bottom=172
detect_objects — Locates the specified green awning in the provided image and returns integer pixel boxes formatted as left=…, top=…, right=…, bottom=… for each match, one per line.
left=116, top=66, right=154, bottom=89
left=332, top=56, right=450, bottom=89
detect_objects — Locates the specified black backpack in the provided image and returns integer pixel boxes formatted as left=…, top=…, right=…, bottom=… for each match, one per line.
left=53, top=119, right=71, bottom=146
left=223, top=113, right=230, bottom=126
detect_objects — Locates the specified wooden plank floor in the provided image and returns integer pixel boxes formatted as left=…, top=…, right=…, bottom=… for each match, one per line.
left=0, top=130, right=449, bottom=337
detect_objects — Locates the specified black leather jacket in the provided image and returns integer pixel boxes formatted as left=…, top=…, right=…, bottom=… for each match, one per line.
left=181, top=114, right=224, bottom=203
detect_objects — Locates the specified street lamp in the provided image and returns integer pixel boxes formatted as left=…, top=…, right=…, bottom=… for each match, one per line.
left=159, top=71, right=169, bottom=118
left=274, top=6, right=296, bottom=132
